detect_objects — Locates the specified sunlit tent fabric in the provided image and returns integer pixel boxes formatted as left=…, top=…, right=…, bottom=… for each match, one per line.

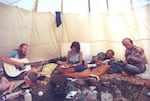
left=0, top=0, right=150, bottom=63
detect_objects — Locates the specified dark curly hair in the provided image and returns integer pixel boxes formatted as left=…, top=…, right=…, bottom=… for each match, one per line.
left=106, top=49, right=115, bottom=56
left=70, top=41, right=80, bottom=53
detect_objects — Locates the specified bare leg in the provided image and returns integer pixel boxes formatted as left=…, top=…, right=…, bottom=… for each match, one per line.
left=91, top=65, right=110, bottom=76
left=65, top=65, right=110, bottom=78
left=57, top=67, right=75, bottom=74
left=0, top=77, right=14, bottom=93
left=65, top=69, right=91, bottom=78
left=6, top=81, right=14, bottom=93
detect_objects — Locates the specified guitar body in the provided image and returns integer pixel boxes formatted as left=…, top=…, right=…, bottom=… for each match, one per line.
left=3, top=58, right=31, bottom=78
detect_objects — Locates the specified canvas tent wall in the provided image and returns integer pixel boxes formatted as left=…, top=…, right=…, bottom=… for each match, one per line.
left=0, top=3, right=150, bottom=63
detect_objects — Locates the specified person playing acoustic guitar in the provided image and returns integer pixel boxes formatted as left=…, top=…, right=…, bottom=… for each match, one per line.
left=1, top=43, right=42, bottom=79
left=121, top=37, right=148, bottom=76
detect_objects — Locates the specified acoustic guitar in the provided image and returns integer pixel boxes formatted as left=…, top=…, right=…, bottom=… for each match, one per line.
left=3, top=58, right=48, bottom=78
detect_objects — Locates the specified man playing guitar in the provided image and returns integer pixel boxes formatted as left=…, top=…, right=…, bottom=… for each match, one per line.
left=1, top=43, right=42, bottom=79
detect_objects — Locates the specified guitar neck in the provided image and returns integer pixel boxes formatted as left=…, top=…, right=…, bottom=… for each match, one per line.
left=3, top=58, right=50, bottom=78
left=24, top=61, right=47, bottom=66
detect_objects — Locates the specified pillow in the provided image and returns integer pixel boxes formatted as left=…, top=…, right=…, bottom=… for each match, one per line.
left=41, top=63, right=57, bottom=78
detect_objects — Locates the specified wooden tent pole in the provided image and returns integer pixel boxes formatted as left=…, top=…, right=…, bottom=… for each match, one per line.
left=106, top=0, right=109, bottom=12
left=88, top=0, right=91, bottom=13
left=130, top=0, right=133, bottom=9
left=34, top=0, right=39, bottom=12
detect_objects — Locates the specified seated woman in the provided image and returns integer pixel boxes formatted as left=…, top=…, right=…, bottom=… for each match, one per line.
left=0, top=76, right=14, bottom=94
left=64, top=49, right=115, bottom=78
left=57, top=41, right=85, bottom=75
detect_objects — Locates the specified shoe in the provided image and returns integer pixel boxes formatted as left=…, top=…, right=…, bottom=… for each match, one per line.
left=147, top=92, right=150, bottom=96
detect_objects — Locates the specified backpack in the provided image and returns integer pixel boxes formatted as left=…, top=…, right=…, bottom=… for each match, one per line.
left=107, top=60, right=125, bottom=74
left=50, top=71, right=68, bottom=97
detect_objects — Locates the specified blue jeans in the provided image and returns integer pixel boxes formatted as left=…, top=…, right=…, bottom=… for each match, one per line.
left=73, top=65, right=85, bottom=72
left=123, top=64, right=145, bottom=75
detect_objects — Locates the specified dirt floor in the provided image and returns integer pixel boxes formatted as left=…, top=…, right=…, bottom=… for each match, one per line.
left=2, top=73, right=150, bottom=101
left=35, top=73, right=150, bottom=101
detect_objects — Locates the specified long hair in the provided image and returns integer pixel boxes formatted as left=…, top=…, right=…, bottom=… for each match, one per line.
left=17, top=43, right=28, bottom=59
